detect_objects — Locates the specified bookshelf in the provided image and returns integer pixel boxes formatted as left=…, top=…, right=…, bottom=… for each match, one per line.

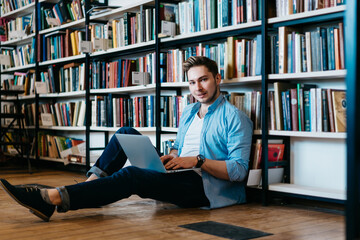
left=344, top=0, right=360, bottom=237
left=0, top=0, right=356, bottom=221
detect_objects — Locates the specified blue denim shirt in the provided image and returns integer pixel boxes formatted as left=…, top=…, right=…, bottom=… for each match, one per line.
left=172, top=94, right=253, bottom=209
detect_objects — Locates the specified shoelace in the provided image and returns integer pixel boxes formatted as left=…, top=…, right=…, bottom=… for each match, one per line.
left=20, top=186, right=40, bottom=192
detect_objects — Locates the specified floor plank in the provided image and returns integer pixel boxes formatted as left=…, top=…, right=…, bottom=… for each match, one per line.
left=0, top=169, right=345, bottom=239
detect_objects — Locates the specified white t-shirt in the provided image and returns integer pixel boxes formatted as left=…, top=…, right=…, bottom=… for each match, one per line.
left=180, top=113, right=203, bottom=175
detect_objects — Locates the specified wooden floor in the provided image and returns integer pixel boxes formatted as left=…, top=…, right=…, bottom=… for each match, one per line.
left=0, top=168, right=345, bottom=240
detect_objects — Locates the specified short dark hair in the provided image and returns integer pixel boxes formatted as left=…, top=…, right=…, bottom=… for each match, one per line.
left=183, top=56, right=219, bottom=78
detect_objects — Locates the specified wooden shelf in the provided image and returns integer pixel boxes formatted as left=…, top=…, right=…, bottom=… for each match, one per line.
left=269, top=183, right=346, bottom=200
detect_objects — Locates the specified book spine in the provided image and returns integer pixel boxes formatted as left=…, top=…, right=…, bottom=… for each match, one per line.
left=290, top=88, right=299, bottom=131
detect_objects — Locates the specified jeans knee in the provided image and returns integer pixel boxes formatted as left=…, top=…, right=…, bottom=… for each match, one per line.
left=116, top=127, right=140, bottom=135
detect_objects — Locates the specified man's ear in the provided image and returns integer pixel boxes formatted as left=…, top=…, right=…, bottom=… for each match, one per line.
left=216, top=73, right=222, bottom=85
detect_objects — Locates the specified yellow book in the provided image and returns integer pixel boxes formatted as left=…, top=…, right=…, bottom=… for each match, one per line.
left=74, top=30, right=80, bottom=55
left=70, top=32, right=78, bottom=56
left=227, top=36, right=235, bottom=79
left=112, top=19, right=119, bottom=48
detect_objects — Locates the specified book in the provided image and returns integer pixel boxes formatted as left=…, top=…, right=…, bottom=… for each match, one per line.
left=332, top=90, right=346, bottom=132
left=274, top=82, right=295, bottom=130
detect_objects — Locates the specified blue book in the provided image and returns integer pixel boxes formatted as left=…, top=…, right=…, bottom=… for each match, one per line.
left=222, top=0, right=229, bottom=27
left=42, top=35, right=46, bottom=61
left=303, top=90, right=311, bottom=131
left=150, top=95, right=154, bottom=127
left=118, top=59, right=122, bottom=88
left=320, top=27, right=328, bottom=71
left=328, top=27, right=335, bottom=70
left=255, top=34, right=262, bottom=75
left=315, top=27, right=322, bottom=71
left=54, top=4, right=64, bottom=24
left=281, top=91, right=288, bottom=130
left=108, top=94, right=113, bottom=127
left=65, top=103, right=71, bottom=126
left=275, top=35, right=279, bottom=74
left=301, top=35, right=307, bottom=72
left=285, top=90, right=292, bottom=131
left=54, top=36, right=57, bottom=59
left=297, top=84, right=316, bottom=131
left=194, top=0, right=200, bottom=32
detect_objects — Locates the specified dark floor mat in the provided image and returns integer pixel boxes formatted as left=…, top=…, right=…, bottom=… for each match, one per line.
left=180, top=221, right=272, bottom=240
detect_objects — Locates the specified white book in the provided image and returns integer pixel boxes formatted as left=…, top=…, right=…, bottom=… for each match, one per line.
left=91, top=100, right=96, bottom=127
left=246, top=0, right=252, bottom=22
left=252, top=39, right=257, bottom=76
left=113, top=98, right=117, bottom=128
left=310, top=88, right=317, bottom=132
left=77, top=100, right=86, bottom=127
left=72, top=101, right=79, bottom=127
left=69, top=67, right=73, bottom=92
left=305, top=32, right=312, bottom=72
left=278, top=26, right=286, bottom=74
left=316, top=88, right=323, bottom=132
left=119, top=18, right=125, bottom=47
left=218, top=0, right=222, bottom=27
left=145, top=9, right=151, bottom=42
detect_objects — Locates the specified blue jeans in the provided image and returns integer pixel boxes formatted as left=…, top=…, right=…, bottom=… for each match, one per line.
left=63, top=127, right=210, bottom=211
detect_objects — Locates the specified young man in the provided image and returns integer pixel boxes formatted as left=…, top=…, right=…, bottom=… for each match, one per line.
left=0, top=56, right=253, bottom=222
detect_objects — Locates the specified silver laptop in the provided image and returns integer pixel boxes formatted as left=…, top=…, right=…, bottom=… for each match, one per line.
left=115, top=134, right=199, bottom=173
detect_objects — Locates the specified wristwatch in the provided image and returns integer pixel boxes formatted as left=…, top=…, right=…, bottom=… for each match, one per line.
left=196, top=154, right=206, bottom=168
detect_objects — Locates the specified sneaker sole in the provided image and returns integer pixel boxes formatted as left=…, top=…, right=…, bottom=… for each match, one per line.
left=0, top=181, right=51, bottom=222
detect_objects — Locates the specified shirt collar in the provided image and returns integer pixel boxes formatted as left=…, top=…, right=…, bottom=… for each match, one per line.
left=190, top=94, right=225, bottom=114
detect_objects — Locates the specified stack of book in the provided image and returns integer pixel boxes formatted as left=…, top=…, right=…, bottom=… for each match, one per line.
left=270, top=82, right=346, bottom=132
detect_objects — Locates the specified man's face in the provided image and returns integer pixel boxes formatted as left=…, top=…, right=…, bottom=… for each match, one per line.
left=187, top=66, right=221, bottom=105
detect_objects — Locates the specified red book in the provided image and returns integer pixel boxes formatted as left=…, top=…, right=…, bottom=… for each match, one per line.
left=290, top=88, right=299, bottom=131
left=326, top=89, right=335, bottom=132
left=257, top=144, right=285, bottom=169
left=105, top=62, right=109, bottom=89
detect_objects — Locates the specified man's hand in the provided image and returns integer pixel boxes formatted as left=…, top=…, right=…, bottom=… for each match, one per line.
left=164, top=156, right=197, bottom=170
left=160, top=153, right=176, bottom=165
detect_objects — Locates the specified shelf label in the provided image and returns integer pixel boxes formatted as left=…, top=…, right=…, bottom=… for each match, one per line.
left=132, top=72, right=150, bottom=85
left=80, top=40, right=92, bottom=53
left=160, top=20, right=176, bottom=37
left=35, top=82, right=48, bottom=94
left=46, top=17, right=61, bottom=26
left=8, top=30, right=26, bottom=38
left=94, top=38, right=109, bottom=50
left=0, top=54, right=11, bottom=66
left=10, top=85, right=24, bottom=91
left=41, top=113, right=53, bottom=126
